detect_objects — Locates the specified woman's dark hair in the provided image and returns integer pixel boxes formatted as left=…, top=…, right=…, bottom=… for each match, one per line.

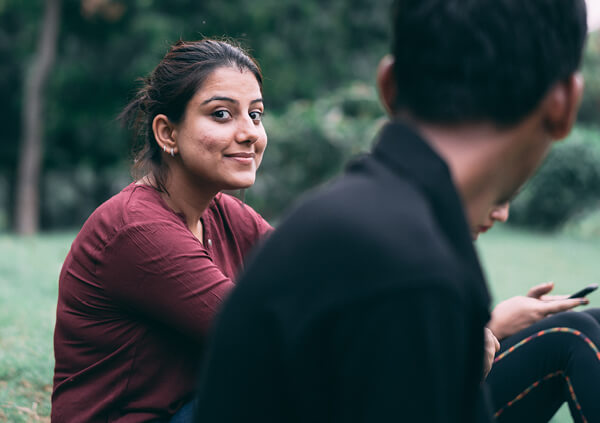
left=119, top=39, right=263, bottom=192
left=390, top=0, right=587, bottom=126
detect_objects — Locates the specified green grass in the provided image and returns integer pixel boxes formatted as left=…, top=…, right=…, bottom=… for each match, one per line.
left=0, top=233, right=74, bottom=422
left=477, top=224, right=600, bottom=423
left=478, top=224, right=600, bottom=309
left=1, top=226, right=599, bottom=422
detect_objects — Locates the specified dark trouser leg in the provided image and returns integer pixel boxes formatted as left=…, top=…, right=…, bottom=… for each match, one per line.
left=486, top=311, right=600, bottom=423
left=584, top=307, right=600, bottom=325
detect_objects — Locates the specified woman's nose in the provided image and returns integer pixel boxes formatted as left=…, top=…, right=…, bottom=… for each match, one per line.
left=235, top=117, right=260, bottom=144
left=490, top=203, right=510, bottom=223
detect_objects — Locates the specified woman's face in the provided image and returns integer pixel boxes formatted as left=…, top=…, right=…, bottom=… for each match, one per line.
left=471, top=202, right=510, bottom=240
left=172, top=66, right=266, bottom=192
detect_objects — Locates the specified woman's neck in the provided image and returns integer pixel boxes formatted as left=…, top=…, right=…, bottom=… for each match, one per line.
left=142, top=172, right=218, bottom=241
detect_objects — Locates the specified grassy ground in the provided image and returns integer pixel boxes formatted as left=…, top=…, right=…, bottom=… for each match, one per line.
left=0, top=233, right=73, bottom=422
left=477, top=224, right=600, bottom=423
left=1, top=226, right=599, bottom=422
left=478, top=224, right=600, bottom=309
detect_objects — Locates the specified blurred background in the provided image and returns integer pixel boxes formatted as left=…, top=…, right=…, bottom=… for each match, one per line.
left=1, top=0, right=600, bottom=421
left=0, top=0, right=600, bottom=233
left=1, top=0, right=395, bottom=233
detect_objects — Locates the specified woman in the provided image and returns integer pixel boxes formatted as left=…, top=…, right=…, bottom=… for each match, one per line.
left=476, top=204, right=600, bottom=423
left=52, top=39, right=271, bottom=422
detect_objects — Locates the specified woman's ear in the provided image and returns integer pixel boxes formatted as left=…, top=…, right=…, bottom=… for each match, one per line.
left=543, top=73, right=584, bottom=140
left=152, top=114, right=178, bottom=152
left=376, top=55, right=397, bottom=116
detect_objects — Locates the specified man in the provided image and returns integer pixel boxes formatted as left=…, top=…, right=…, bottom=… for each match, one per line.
left=194, top=0, right=588, bottom=421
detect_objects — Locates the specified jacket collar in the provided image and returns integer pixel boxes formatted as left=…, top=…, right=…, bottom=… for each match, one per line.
left=372, top=120, right=488, bottom=300
left=373, top=120, right=452, bottom=201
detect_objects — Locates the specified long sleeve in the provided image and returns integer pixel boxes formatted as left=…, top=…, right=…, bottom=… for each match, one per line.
left=96, top=220, right=235, bottom=340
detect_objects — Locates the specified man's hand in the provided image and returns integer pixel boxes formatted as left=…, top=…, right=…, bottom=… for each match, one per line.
left=488, top=282, right=588, bottom=340
left=483, top=327, right=500, bottom=380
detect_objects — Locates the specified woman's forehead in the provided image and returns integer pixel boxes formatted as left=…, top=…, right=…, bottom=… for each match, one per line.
left=197, top=67, right=262, bottom=98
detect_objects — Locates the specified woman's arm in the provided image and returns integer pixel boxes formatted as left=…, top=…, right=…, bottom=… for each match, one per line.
left=97, top=221, right=236, bottom=341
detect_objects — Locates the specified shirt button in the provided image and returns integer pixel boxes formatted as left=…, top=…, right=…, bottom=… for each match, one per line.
left=207, top=239, right=212, bottom=248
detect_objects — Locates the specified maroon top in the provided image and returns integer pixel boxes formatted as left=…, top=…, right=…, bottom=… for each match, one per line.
left=52, top=184, right=272, bottom=422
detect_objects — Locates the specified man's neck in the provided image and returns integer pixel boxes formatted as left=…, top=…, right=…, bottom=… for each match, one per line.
left=409, top=120, right=523, bottom=228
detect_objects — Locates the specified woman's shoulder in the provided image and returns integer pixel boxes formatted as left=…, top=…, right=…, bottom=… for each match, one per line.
left=123, top=183, right=181, bottom=221
left=91, top=183, right=173, bottom=223
left=211, top=192, right=258, bottom=218
left=208, top=192, right=272, bottom=237
left=78, top=184, right=184, bottom=244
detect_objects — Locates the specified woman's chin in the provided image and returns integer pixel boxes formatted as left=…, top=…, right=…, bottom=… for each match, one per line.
left=222, top=178, right=255, bottom=191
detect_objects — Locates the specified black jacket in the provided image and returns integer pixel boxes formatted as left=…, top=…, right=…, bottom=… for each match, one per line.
left=195, top=121, right=493, bottom=422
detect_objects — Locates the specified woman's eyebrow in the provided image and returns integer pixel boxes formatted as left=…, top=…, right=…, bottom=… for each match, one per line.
left=202, top=96, right=237, bottom=105
left=201, top=96, right=263, bottom=105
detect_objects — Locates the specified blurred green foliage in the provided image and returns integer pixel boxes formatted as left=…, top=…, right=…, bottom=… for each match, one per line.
left=0, top=0, right=392, bottom=230
left=1, top=0, right=600, bottom=231
left=510, top=126, right=600, bottom=230
left=563, top=207, right=600, bottom=239
left=579, top=32, right=600, bottom=124
left=248, top=83, right=385, bottom=221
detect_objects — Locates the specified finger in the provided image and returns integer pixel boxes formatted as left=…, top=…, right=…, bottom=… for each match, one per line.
left=527, top=282, right=554, bottom=298
left=540, top=295, right=569, bottom=301
left=541, top=298, right=588, bottom=315
left=484, top=327, right=494, bottom=340
left=484, top=328, right=500, bottom=353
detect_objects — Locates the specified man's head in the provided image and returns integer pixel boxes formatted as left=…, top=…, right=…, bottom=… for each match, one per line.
left=377, top=0, right=587, bottom=229
left=384, top=0, right=587, bottom=125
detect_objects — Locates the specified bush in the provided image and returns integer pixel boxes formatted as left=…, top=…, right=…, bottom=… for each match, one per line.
left=578, top=32, right=600, bottom=125
left=41, top=165, right=131, bottom=229
left=562, top=206, right=600, bottom=238
left=246, top=82, right=386, bottom=221
left=509, top=126, right=600, bottom=230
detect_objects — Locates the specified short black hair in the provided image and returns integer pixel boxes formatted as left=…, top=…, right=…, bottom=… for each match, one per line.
left=391, top=0, right=587, bottom=125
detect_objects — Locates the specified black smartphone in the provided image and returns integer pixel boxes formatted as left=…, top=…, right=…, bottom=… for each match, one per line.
left=568, top=283, right=599, bottom=299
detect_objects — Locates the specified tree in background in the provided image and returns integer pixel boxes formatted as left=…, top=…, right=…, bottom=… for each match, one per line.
left=14, top=0, right=61, bottom=234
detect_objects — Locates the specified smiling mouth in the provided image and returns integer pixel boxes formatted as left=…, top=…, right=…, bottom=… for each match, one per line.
left=225, top=152, right=255, bottom=159
left=224, top=152, right=255, bottom=165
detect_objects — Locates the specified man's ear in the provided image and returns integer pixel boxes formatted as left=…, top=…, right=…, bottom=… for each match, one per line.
left=152, top=114, right=178, bottom=153
left=543, top=73, right=584, bottom=140
left=376, top=55, right=397, bottom=116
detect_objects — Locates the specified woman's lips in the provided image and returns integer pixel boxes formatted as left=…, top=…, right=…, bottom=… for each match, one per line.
left=225, top=152, right=255, bottom=164
left=478, top=225, right=491, bottom=234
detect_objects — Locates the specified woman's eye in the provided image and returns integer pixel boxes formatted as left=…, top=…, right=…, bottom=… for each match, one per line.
left=249, top=111, right=263, bottom=122
left=213, top=110, right=232, bottom=120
